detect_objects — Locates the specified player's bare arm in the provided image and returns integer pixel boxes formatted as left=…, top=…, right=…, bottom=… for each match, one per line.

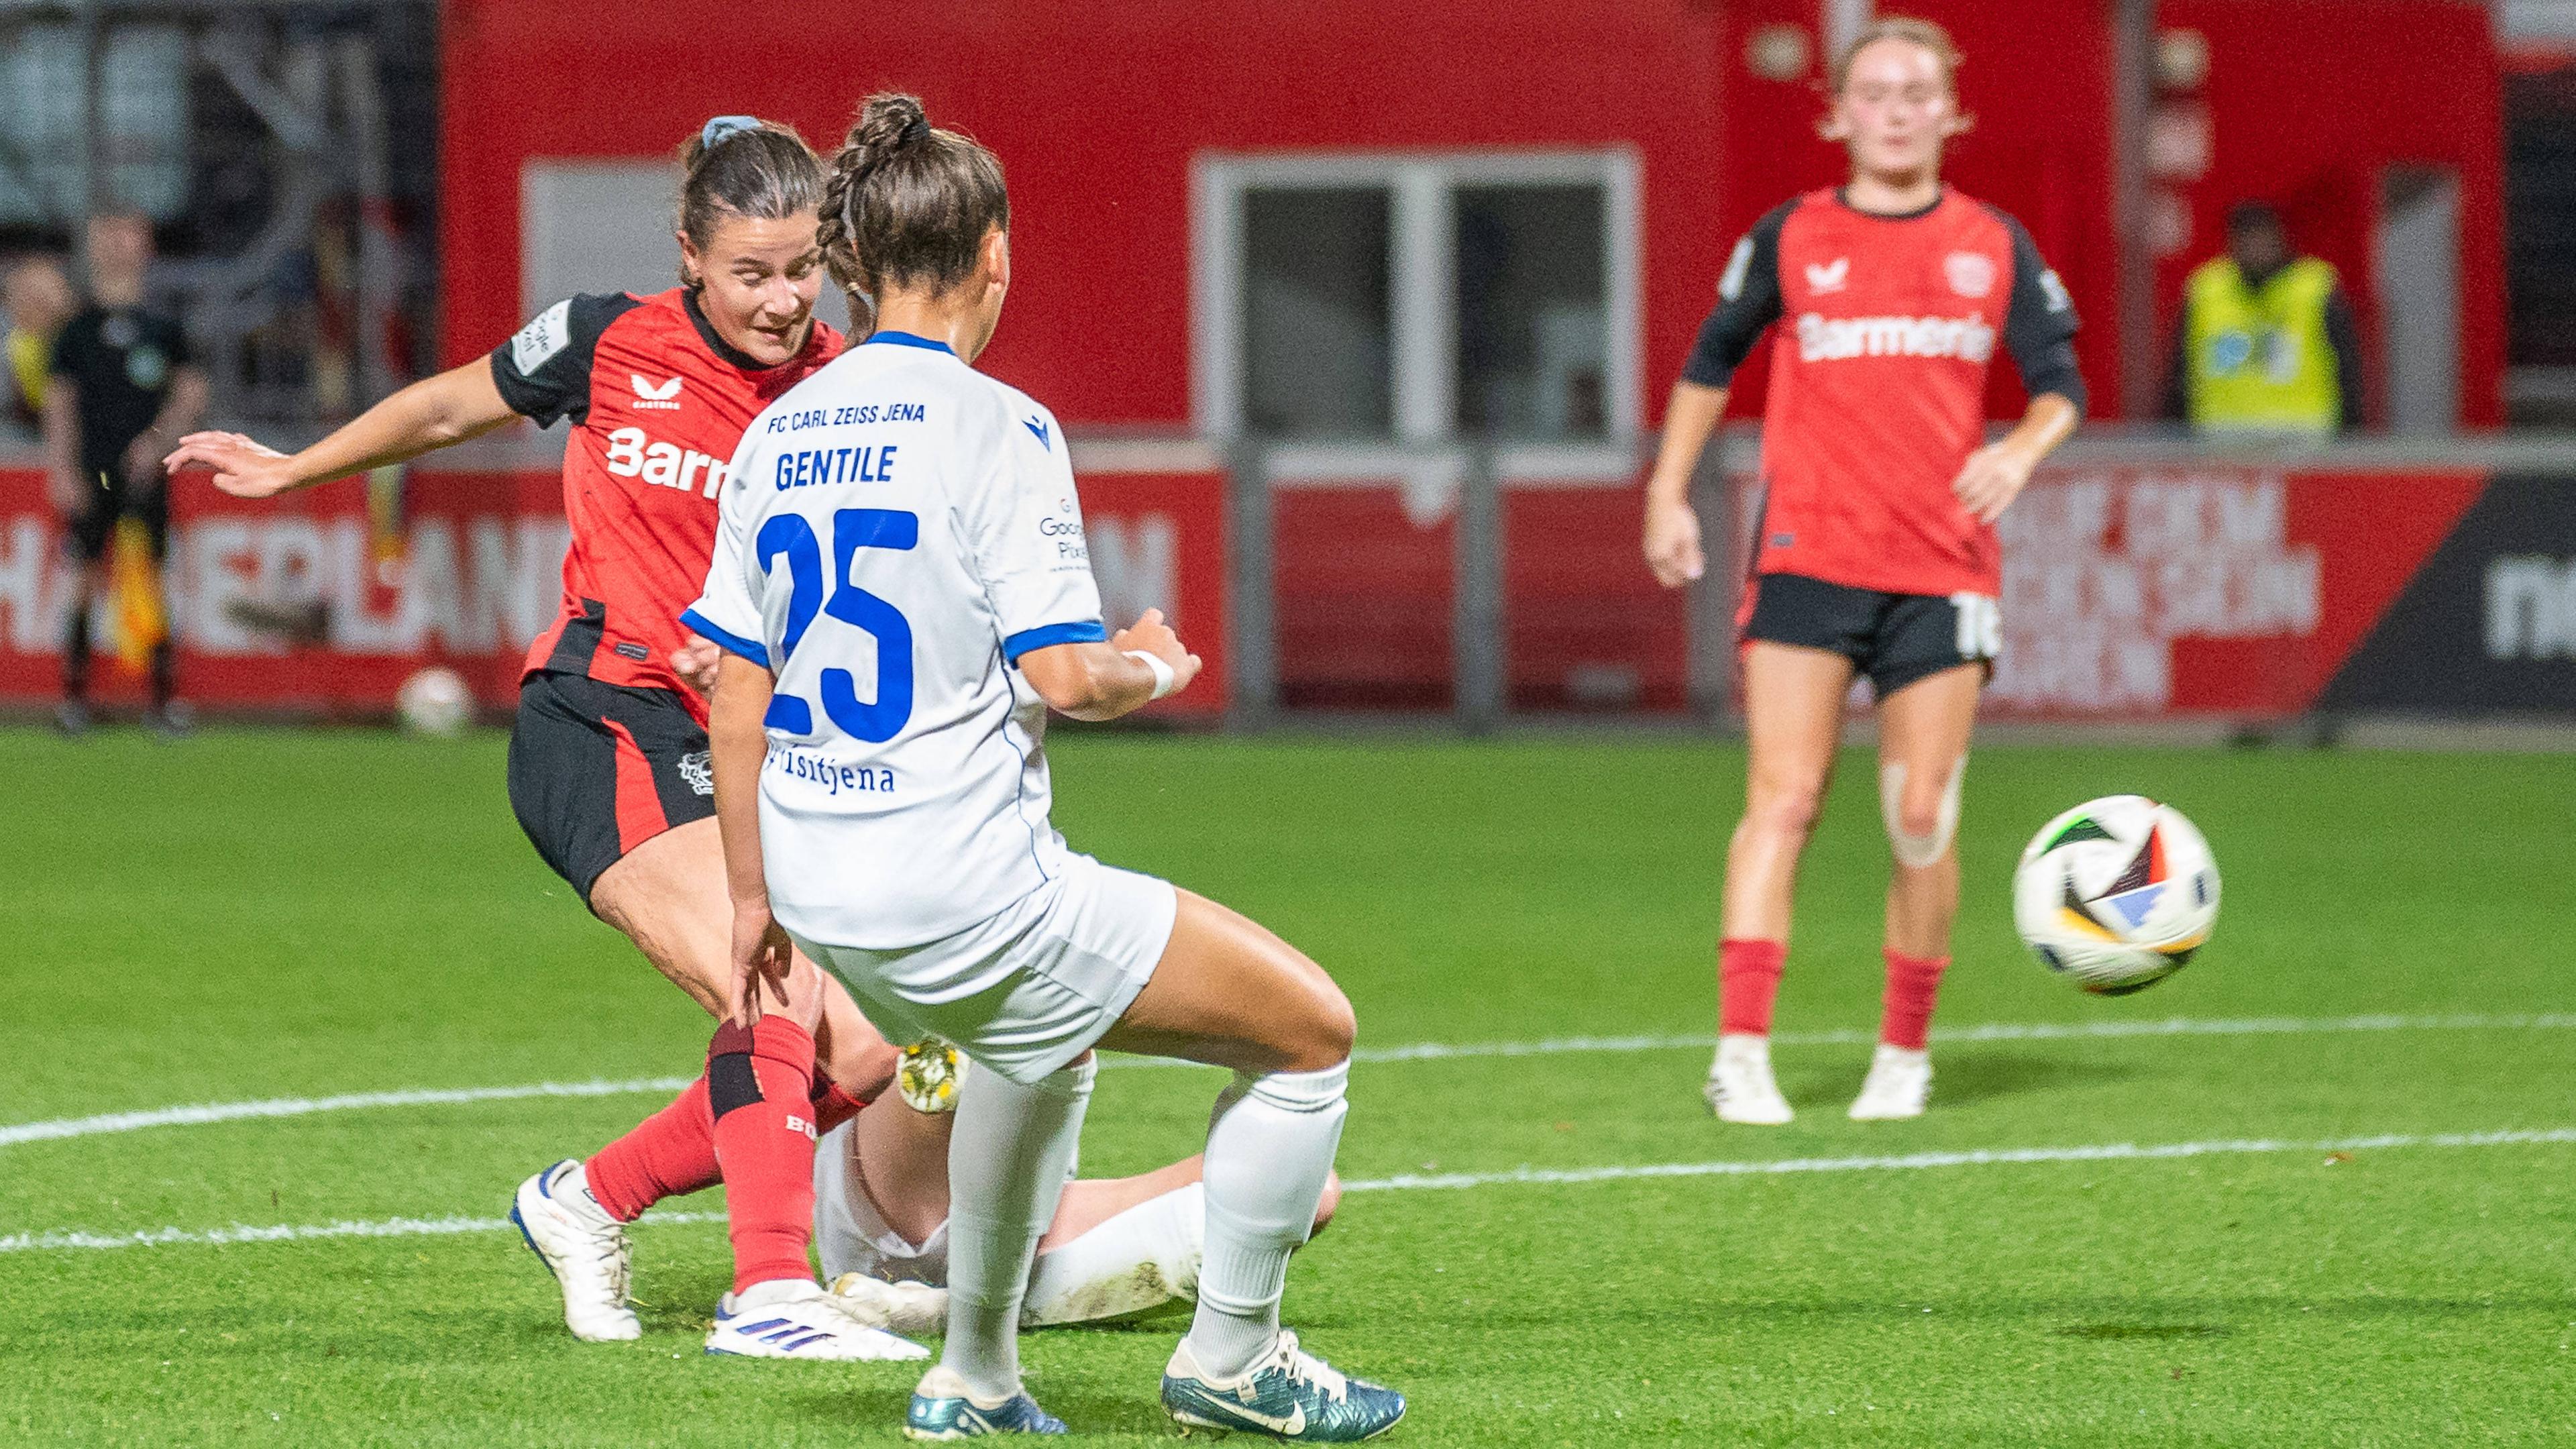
left=1018, top=607, right=1201, bottom=721
left=1951, top=391, right=2080, bottom=525
left=1642, top=379, right=1731, bottom=588
left=708, top=650, right=792, bottom=1024
left=162, top=354, right=517, bottom=498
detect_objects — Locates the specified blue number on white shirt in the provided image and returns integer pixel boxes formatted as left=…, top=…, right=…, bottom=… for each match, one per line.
left=757, top=508, right=918, bottom=742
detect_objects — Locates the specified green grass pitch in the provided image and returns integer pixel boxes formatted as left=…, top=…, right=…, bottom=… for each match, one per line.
left=3, top=726, right=2573, bottom=1446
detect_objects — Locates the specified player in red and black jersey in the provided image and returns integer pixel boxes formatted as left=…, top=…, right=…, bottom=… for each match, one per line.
left=166, top=120, right=925, bottom=1360
left=1642, top=17, right=2084, bottom=1124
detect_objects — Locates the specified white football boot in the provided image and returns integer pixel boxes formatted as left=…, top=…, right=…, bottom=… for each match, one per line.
left=1847, top=1044, right=1933, bottom=1120
left=509, top=1160, right=640, bottom=1342
left=828, top=1271, right=949, bottom=1336
left=1704, top=1034, right=1794, bottom=1124
left=706, top=1278, right=930, bottom=1360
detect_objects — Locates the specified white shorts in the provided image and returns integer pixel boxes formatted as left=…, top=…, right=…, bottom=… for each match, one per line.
left=812, top=1119, right=948, bottom=1285
left=794, top=852, right=1178, bottom=1085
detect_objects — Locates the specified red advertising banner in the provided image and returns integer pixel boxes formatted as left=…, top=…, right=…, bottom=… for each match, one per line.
left=1735, top=462, right=2490, bottom=718
left=0, top=463, right=1228, bottom=717
left=1986, top=464, right=2485, bottom=717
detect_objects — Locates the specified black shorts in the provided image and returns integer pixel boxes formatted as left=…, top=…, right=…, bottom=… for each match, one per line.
left=65, top=477, right=169, bottom=564
left=1741, top=572, right=1998, bottom=699
left=506, top=670, right=717, bottom=906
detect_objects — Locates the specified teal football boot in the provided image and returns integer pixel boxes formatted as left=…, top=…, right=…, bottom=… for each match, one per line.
left=1161, top=1330, right=1405, bottom=1441
left=903, top=1365, right=1067, bottom=1440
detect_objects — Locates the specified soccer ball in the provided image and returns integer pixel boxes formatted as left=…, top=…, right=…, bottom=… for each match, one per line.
left=2013, top=796, right=2220, bottom=996
left=396, top=666, right=475, bottom=737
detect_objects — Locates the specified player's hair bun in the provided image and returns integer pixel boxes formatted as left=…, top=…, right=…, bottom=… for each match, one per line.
left=816, top=92, right=1009, bottom=331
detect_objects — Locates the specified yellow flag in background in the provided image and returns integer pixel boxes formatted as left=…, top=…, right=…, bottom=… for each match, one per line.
left=109, top=516, right=166, bottom=673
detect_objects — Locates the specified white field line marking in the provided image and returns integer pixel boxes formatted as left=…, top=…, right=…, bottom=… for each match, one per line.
left=1339, top=1127, right=2576, bottom=1192
left=0, top=1210, right=723, bottom=1255
left=1128, top=1010, right=2576, bottom=1067
left=0, top=1077, right=697, bottom=1149
left=10, top=1012, right=2576, bottom=1151
left=9, top=1127, right=2574, bottom=1255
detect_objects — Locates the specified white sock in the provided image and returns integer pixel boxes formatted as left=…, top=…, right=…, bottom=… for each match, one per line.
left=938, top=1057, right=1095, bottom=1401
left=1023, top=1181, right=1205, bottom=1326
left=1185, top=1063, right=1347, bottom=1380
left=551, top=1162, right=618, bottom=1229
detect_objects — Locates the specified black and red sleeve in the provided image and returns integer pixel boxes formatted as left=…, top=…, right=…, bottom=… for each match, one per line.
left=1679, top=199, right=1797, bottom=388
left=487, top=292, right=643, bottom=428
left=1991, top=209, right=2087, bottom=416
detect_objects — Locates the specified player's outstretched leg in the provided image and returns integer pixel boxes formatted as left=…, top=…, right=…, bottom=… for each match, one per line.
left=1096, top=893, right=1404, bottom=1443
left=1851, top=663, right=1980, bottom=1121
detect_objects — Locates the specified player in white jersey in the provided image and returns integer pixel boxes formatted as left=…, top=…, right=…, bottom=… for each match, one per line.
left=685, top=94, right=1404, bottom=1442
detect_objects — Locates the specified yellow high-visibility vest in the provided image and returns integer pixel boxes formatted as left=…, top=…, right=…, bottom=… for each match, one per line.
left=2184, top=256, right=2341, bottom=434
left=5, top=327, right=47, bottom=413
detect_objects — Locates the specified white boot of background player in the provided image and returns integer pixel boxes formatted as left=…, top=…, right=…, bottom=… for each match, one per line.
left=1847, top=1043, right=1932, bottom=1120
left=1705, top=1033, right=1793, bottom=1124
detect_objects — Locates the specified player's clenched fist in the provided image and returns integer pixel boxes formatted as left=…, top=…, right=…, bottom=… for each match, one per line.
left=1111, top=608, right=1203, bottom=698
left=1642, top=497, right=1707, bottom=588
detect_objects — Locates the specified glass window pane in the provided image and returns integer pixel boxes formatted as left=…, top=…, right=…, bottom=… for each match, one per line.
left=1242, top=186, right=1391, bottom=437
left=1454, top=183, right=1609, bottom=438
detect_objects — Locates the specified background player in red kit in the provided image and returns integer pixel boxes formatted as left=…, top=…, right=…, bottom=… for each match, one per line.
left=165, top=119, right=922, bottom=1358
left=1641, top=17, right=2084, bottom=1124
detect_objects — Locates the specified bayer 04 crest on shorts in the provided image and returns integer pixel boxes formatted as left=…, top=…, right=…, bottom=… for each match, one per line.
left=2013, top=796, right=2220, bottom=996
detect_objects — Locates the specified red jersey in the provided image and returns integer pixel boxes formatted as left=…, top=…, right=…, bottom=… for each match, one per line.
left=1680, top=187, right=2084, bottom=598
left=490, top=288, right=843, bottom=718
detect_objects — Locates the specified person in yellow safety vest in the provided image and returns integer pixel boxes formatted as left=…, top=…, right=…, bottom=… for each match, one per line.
left=2165, top=201, right=2366, bottom=435
left=3, top=255, right=76, bottom=433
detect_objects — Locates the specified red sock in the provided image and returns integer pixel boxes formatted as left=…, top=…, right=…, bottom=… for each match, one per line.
left=1880, top=949, right=1950, bottom=1051
left=709, top=1016, right=820, bottom=1294
left=810, top=1077, right=869, bottom=1135
left=1719, top=938, right=1787, bottom=1037
left=582, top=1077, right=719, bottom=1224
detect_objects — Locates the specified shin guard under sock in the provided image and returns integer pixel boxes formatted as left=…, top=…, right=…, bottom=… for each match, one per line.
left=708, top=1016, right=821, bottom=1294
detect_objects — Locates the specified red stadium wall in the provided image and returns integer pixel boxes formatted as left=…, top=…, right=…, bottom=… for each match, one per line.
left=438, top=1, right=2503, bottom=429
left=438, top=0, right=1733, bottom=427
left=2155, top=0, right=2506, bottom=427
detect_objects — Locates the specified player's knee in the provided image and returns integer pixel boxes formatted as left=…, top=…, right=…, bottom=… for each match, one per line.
left=1281, top=989, right=1356, bottom=1073
left=1880, top=759, right=1964, bottom=869
left=1743, top=777, right=1826, bottom=841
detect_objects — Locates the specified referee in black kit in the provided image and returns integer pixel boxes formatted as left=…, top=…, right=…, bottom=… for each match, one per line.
left=42, top=213, right=207, bottom=736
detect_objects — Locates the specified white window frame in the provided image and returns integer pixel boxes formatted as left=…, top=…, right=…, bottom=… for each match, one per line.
left=1192, top=148, right=1643, bottom=444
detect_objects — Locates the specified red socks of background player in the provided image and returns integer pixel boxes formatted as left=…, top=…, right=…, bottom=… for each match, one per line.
left=1721, top=938, right=1949, bottom=1049
left=1718, top=938, right=1786, bottom=1036
left=1880, top=949, right=1949, bottom=1051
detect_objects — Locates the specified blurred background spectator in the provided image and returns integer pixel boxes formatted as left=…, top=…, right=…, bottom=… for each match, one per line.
left=2166, top=201, right=2365, bottom=436
left=4, top=256, right=75, bottom=436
